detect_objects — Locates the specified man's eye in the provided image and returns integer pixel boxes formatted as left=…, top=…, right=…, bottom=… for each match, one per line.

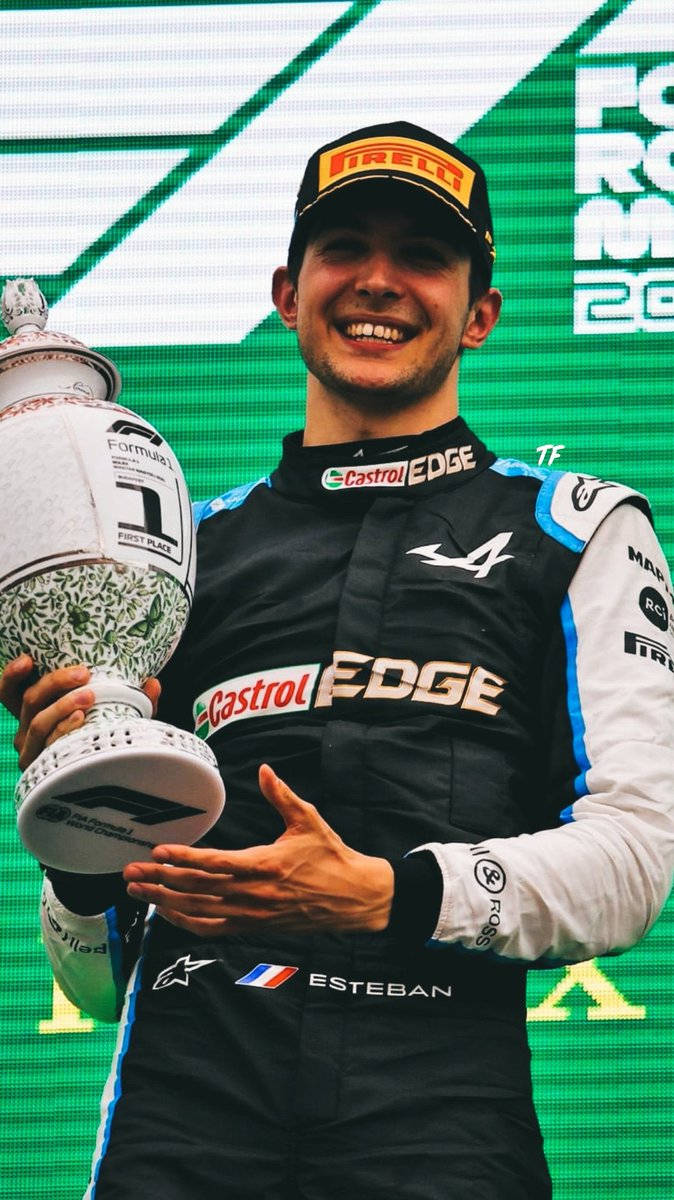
left=404, top=244, right=446, bottom=265
left=321, top=237, right=364, bottom=255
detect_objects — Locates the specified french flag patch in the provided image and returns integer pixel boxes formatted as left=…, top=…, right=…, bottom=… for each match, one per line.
left=235, top=963, right=299, bottom=989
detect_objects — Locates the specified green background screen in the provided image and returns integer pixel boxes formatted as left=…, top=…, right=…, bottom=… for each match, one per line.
left=1, top=2, right=672, bottom=1196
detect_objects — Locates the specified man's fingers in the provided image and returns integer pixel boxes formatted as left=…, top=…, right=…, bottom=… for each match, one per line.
left=17, top=687, right=94, bottom=770
left=45, top=709, right=88, bottom=747
left=155, top=908, right=229, bottom=937
left=0, top=655, right=35, bottom=719
left=142, top=677, right=161, bottom=716
left=145, top=844, right=263, bottom=878
left=125, top=863, right=234, bottom=894
left=17, top=665, right=91, bottom=741
left=258, top=763, right=316, bottom=826
left=128, top=883, right=223, bottom=911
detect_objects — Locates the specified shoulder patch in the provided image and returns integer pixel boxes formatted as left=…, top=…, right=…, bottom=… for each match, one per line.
left=539, top=472, right=649, bottom=552
left=490, top=460, right=649, bottom=552
left=192, top=477, right=271, bottom=528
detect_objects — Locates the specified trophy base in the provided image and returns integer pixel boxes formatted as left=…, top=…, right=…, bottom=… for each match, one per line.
left=15, top=719, right=225, bottom=873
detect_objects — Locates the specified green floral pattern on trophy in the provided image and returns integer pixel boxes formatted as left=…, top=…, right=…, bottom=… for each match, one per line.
left=0, top=561, right=189, bottom=682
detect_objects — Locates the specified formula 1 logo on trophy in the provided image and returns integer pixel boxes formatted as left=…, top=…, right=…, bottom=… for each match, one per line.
left=0, top=278, right=225, bottom=872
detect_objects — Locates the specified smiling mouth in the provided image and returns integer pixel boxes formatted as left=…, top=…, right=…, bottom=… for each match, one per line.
left=340, top=321, right=411, bottom=344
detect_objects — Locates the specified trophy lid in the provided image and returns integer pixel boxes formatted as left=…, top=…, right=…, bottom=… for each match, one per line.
left=0, top=278, right=120, bottom=403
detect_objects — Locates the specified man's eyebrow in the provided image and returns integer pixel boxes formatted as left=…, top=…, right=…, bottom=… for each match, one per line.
left=314, top=214, right=368, bottom=236
left=311, top=213, right=467, bottom=251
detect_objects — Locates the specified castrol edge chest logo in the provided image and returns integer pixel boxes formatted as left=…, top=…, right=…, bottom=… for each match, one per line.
left=318, top=136, right=476, bottom=208
left=194, top=652, right=506, bottom=739
left=322, top=444, right=476, bottom=490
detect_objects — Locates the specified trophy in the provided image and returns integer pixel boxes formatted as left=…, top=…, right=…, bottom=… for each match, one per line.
left=0, top=279, right=225, bottom=872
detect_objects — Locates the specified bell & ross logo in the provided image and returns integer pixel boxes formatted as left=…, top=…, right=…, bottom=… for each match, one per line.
left=321, top=445, right=476, bottom=491
left=318, top=136, right=476, bottom=208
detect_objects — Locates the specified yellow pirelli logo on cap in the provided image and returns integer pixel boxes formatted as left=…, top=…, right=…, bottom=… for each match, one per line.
left=318, top=136, right=476, bottom=207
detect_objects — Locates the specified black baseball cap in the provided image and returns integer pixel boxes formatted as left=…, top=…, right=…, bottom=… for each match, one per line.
left=288, top=120, right=495, bottom=276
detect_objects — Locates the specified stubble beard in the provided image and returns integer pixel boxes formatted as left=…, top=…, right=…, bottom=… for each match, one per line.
left=298, top=335, right=464, bottom=416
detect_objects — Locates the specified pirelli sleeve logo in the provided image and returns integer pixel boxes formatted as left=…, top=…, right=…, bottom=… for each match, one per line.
left=194, top=655, right=506, bottom=739
left=318, top=136, right=476, bottom=208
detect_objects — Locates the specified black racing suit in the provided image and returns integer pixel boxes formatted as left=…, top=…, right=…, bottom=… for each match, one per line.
left=41, top=417, right=674, bottom=1199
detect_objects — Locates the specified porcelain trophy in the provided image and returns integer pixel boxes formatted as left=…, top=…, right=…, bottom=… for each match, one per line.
left=0, top=278, right=224, bottom=872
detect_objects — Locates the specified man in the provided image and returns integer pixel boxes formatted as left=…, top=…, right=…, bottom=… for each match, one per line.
left=3, top=122, right=673, bottom=1199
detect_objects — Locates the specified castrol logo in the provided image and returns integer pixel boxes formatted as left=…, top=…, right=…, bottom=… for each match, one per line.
left=321, top=445, right=476, bottom=491
left=194, top=664, right=320, bottom=739
left=322, top=462, right=407, bottom=490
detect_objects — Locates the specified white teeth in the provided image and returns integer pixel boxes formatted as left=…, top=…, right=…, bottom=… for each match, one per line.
left=343, top=321, right=406, bottom=342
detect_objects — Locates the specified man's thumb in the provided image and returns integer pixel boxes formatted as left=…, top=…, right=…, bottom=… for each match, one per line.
left=258, top=763, right=310, bottom=827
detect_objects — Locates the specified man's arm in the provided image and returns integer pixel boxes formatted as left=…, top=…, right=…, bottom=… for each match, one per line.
left=7, top=504, right=672, bottom=965
left=404, top=502, right=674, bottom=961
left=40, top=871, right=147, bottom=1022
left=0, top=661, right=158, bottom=1019
left=121, top=505, right=673, bottom=962
left=123, top=763, right=394, bottom=936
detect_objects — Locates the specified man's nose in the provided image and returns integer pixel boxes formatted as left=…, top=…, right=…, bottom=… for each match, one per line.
left=354, top=252, right=403, bottom=299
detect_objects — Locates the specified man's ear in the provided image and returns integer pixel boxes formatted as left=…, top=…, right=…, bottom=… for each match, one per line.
left=272, top=266, right=298, bottom=330
left=461, top=287, right=502, bottom=350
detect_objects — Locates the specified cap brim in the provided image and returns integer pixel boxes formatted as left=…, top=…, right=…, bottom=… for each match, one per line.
left=289, top=175, right=493, bottom=271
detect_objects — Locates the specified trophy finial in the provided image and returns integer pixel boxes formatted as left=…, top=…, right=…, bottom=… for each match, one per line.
left=2, top=278, right=48, bottom=336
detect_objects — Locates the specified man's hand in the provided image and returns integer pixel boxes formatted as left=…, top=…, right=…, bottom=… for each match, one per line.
left=124, top=764, right=394, bottom=938
left=0, top=655, right=160, bottom=770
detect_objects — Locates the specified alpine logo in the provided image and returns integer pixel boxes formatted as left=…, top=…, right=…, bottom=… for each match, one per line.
left=153, top=955, right=216, bottom=991
left=407, top=532, right=513, bottom=578
left=321, top=445, right=476, bottom=491
left=236, top=964, right=299, bottom=989
left=194, top=664, right=320, bottom=739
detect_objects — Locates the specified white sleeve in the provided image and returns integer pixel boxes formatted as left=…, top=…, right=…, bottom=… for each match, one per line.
left=40, top=875, right=144, bottom=1021
left=416, top=503, right=674, bottom=962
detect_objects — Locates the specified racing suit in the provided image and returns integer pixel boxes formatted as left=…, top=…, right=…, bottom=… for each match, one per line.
left=40, top=416, right=674, bottom=1200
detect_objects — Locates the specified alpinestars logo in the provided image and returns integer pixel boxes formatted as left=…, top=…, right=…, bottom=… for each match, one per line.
left=406, top=532, right=513, bottom=579
left=570, top=477, right=616, bottom=511
left=152, top=955, right=216, bottom=990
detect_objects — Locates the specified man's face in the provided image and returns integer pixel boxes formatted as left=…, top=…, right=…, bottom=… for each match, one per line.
left=286, top=195, right=480, bottom=413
